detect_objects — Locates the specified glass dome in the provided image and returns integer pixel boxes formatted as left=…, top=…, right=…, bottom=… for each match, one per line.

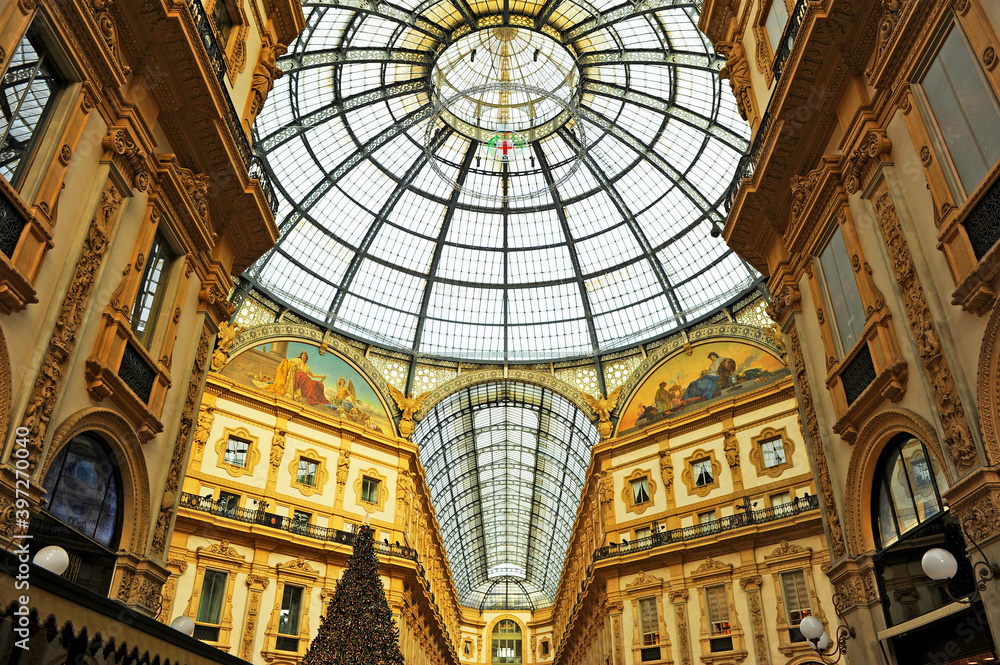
left=247, top=0, right=756, bottom=362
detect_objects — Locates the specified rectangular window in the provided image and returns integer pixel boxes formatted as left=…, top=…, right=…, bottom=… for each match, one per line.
left=706, top=585, right=732, bottom=636
left=771, top=491, right=792, bottom=516
left=639, top=597, right=659, bottom=646
left=297, top=458, right=318, bottom=486
left=541, top=641, right=549, bottom=656
left=223, top=436, right=250, bottom=467
left=635, top=527, right=651, bottom=541
left=361, top=476, right=379, bottom=503
left=292, top=510, right=311, bottom=534
left=0, top=28, right=65, bottom=189
left=921, top=23, right=1000, bottom=197
left=782, top=570, right=812, bottom=642
left=216, top=491, right=239, bottom=517
left=631, top=477, right=650, bottom=504
left=195, top=569, right=227, bottom=641
left=764, top=0, right=789, bottom=54
left=694, top=459, right=713, bottom=487
left=276, top=584, right=303, bottom=651
left=817, top=227, right=866, bottom=355
left=699, top=510, right=719, bottom=534
left=211, top=0, right=235, bottom=46
left=761, top=438, right=786, bottom=467
left=129, top=233, right=176, bottom=347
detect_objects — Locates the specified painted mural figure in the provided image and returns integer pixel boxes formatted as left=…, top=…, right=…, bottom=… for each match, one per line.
left=682, top=351, right=736, bottom=400
left=266, top=351, right=331, bottom=406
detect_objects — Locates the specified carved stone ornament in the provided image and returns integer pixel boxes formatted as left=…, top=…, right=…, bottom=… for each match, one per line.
left=388, top=383, right=430, bottom=439
left=211, top=321, right=243, bottom=371
left=19, top=180, right=123, bottom=467
left=765, top=283, right=801, bottom=325
left=103, top=128, right=146, bottom=190
left=844, top=130, right=892, bottom=194
left=872, top=189, right=980, bottom=474
left=764, top=540, right=811, bottom=560
left=693, top=556, right=732, bottom=575
left=582, top=386, right=623, bottom=439
left=197, top=540, right=245, bottom=560
left=625, top=571, right=663, bottom=591
left=984, top=46, right=997, bottom=71
left=151, top=325, right=212, bottom=557
left=788, top=323, right=847, bottom=558
left=88, top=0, right=132, bottom=76
left=278, top=557, right=319, bottom=575
left=621, top=467, right=657, bottom=515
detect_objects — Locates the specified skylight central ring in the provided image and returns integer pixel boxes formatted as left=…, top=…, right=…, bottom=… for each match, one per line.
left=433, top=26, right=579, bottom=139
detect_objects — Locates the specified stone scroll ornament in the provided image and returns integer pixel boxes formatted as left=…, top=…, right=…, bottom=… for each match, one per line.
left=20, top=181, right=123, bottom=468
left=872, top=189, right=980, bottom=474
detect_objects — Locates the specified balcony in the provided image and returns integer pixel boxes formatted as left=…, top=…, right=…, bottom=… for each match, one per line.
left=594, top=494, right=820, bottom=561
left=179, top=492, right=416, bottom=560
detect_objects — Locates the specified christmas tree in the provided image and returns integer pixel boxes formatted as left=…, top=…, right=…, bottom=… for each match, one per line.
left=302, top=524, right=406, bottom=665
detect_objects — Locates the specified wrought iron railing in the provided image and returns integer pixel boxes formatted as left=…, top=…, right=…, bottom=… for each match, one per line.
left=119, top=342, right=157, bottom=403
left=723, top=0, right=812, bottom=212
left=840, top=343, right=876, bottom=406
left=593, top=494, right=820, bottom=561
left=964, top=175, right=1000, bottom=261
left=179, top=492, right=417, bottom=559
left=0, top=187, right=27, bottom=258
left=183, top=0, right=279, bottom=215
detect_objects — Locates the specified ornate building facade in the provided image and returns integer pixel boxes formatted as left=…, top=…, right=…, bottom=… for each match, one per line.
left=704, top=0, right=1000, bottom=662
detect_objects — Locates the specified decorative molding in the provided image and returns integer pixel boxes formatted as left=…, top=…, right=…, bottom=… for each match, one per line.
left=977, top=299, right=1000, bottom=466
left=621, top=467, right=657, bottom=515
left=744, top=587, right=770, bottom=665
left=288, top=447, right=330, bottom=496
left=787, top=323, right=847, bottom=559
left=625, top=571, right=664, bottom=591
left=692, top=557, right=733, bottom=577
left=872, top=188, right=980, bottom=474
left=844, top=130, right=892, bottom=195
left=764, top=540, right=811, bottom=561
left=353, top=466, right=390, bottom=513
left=748, top=426, right=796, bottom=478
left=196, top=540, right=246, bottom=561
left=681, top=448, right=722, bottom=498
left=213, top=425, right=261, bottom=477
left=277, top=557, right=319, bottom=576
left=152, top=324, right=212, bottom=557
left=659, top=450, right=674, bottom=495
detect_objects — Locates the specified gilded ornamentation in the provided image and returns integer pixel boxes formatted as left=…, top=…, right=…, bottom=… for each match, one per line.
left=278, top=557, right=319, bottom=574
left=270, top=428, right=286, bottom=469
left=248, top=43, right=285, bottom=122
left=745, top=588, right=770, bottom=664
left=977, top=300, right=1000, bottom=464
left=212, top=321, right=243, bottom=371
left=336, top=449, right=351, bottom=490
left=581, top=386, right=623, bottom=439
left=659, top=450, right=673, bottom=493
left=353, top=467, right=390, bottom=513
left=748, top=426, right=796, bottom=478
left=151, top=325, right=212, bottom=557
left=242, top=588, right=263, bottom=659
left=599, top=471, right=615, bottom=528
left=89, top=0, right=131, bottom=75
left=723, top=429, right=740, bottom=469
left=388, top=384, right=430, bottom=439
left=214, top=426, right=262, bottom=477
left=765, top=283, right=800, bottom=325
left=193, top=405, right=215, bottom=453
left=621, top=468, right=657, bottom=515
left=789, top=168, right=822, bottom=222
left=680, top=448, right=722, bottom=497
left=625, top=571, right=663, bottom=590
left=718, top=40, right=753, bottom=121
left=788, top=324, right=847, bottom=558
left=20, top=180, right=123, bottom=467
left=396, top=470, right=412, bottom=521
left=198, top=540, right=245, bottom=559
left=872, top=190, right=979, bottom=473
left=288, top=448, right=330, bottom=496
left=959, top=501, right=1000, bottom=545
left=59, top=144, right=72, bottom=165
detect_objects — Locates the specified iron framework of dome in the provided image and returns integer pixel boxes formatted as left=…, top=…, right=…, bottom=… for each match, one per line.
left=245, top=0, right=758, bottom=363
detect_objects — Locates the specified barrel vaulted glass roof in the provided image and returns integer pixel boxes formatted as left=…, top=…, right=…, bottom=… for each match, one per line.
left=412, top=381, right=599, bottom=609
left=247, top=0, right=757, bottom=362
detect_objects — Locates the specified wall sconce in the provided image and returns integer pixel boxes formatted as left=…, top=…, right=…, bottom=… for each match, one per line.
left=799, top=599, right=855, bottom=664
left=921, top=507, right=1000, bottom=603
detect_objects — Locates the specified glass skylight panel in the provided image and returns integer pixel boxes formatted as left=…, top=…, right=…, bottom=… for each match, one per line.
left=446, top=209, right=504, bottom=248
left=508, top=246, right=576, bottom=284
left=575, top=225, right=643, bottom=275
left=613, top=159, right=668, bottom=212
left=675, top=67, right=717, bottom=116
left=427, top=283, right=504, bottom=324
left=594, top=294, right=672, bottom=345
left=585, top=259, right=660, bottom=314
left=563, top=188, right=619, bottom=239
left=279, top=221, right=354, bottom=284
left=336, top=294, right=418, bottom=347
left=334, top=159, right=397, bottom=213
left=507, top=208, right=565, bottom=248
left=507, top=283, right=586, bottom=324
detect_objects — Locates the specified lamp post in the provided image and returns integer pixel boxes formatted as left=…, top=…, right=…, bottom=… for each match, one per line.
left=799, top=599, right=855, bottom=664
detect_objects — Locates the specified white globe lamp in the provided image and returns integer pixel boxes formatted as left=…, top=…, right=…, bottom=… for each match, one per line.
left=810, top=631, right=831, bottom=651
left=799, top=615, right=825, bottom=641
left=170, top=615, right=195, bottom=636
left=32, top=545, right=69, bottom=575
left=922, top=548, right=958, bottom=581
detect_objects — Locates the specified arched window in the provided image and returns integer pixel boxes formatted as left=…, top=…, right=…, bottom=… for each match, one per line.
left=34, top=432, right=124, bottom=595
left=42, top=433, right=123, bottom=547
left=492, top=619, right=522, bottom=664
left=873, top=437, right=948, bottom=549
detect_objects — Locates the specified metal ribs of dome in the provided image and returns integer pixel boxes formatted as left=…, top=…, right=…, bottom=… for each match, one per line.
left=247, top=0, right=757, bottom=363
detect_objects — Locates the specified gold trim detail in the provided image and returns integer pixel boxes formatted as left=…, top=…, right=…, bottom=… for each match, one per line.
left=354, top=467, right=390, bottom=513
left=213, top=426, right=261, bottom=477
left=621, top=468, right=657, bottom=515
left=681, top=449, right=722, bottom=497
left=288, top=448, right=330, bottom=496
left=748, top=426, right=796, bottom=478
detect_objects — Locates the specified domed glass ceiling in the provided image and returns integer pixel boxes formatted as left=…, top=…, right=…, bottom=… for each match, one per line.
left=248, top=0, right=756, bottom=361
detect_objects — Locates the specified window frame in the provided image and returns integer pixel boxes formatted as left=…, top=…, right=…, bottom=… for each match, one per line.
left=213, top=426, right=261, bottom=477
left=194, top=568, right=229, bottom=641
left=705, top=584, right=732, bottom=636
left=491, top=618, right=523, bottom=664
left=814, top=224, right=867, bottom=359
left=872, top=436, right=948, bottom=550
left=128, top=231, right=178, bottom=348
left=360, top=475, right=380, bottom=503
left=749, top=427, right=796, bottom=478
left=622, top=468, right=657, bottom=515
left=223, top=435, right=250, bottom=468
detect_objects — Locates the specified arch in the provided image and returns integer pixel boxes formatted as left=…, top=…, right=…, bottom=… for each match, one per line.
left=485, top=614, right=526, bottom=664
left=45, top=408, right=150, bottom=554
left=418, top=368, right=594, bottom=418
left=844, top=408, right=947, bottom=554
left=977, top=300, right=1000, bottom=466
